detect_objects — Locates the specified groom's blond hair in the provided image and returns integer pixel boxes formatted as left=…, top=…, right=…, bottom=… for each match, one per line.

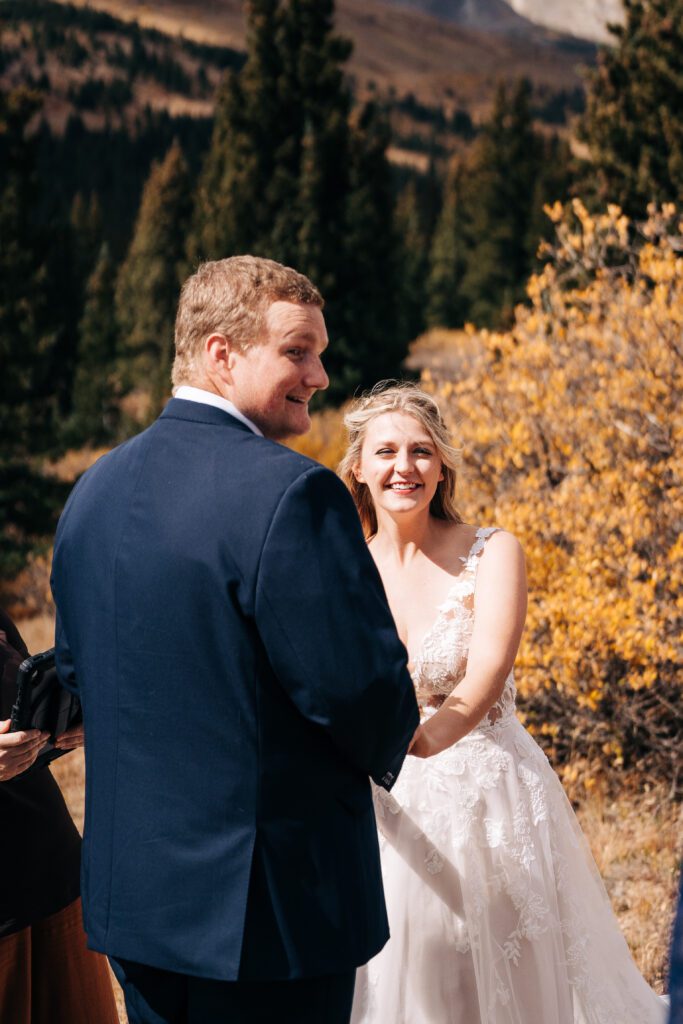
left=172, top=256, right=323, bottom=388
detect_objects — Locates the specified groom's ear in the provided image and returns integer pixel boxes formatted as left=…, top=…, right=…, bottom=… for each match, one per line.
left=205, top=333, right=234, bottom=380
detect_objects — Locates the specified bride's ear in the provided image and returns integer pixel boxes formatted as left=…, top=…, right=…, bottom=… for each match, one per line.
left=353, top=465, right=365, bottom=483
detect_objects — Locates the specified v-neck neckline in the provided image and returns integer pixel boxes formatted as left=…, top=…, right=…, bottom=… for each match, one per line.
left=406, top=527, right=488, bottom=673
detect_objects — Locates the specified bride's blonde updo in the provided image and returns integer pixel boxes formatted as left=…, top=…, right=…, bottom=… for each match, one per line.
left=338, top=380, right=462, bottom=538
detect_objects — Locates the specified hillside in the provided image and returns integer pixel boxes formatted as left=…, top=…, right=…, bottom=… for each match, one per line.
left=51, top=0, right=594, bottom=111
left=1, top=0, right=588, bottom=186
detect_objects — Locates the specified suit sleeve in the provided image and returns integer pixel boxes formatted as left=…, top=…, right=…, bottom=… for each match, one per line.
left=53, top=607, right=78, bottom=697
left=254, top=465, right=419, bottom=789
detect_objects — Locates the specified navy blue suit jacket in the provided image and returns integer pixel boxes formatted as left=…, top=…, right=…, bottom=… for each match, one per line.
left=671, top=870, right=683, bottom=1024
left=50, top=399, right=419, bottom=981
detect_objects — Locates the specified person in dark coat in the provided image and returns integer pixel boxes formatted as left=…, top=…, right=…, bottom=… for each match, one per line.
left=670, top=870, right=683, bottom=1024
left=50, top=256, right=420, bottom=1024
left=0, top=607, right=118, bottom=1024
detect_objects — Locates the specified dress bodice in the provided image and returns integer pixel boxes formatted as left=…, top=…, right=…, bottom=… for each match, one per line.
left=410, top=526, right=517, bottom=730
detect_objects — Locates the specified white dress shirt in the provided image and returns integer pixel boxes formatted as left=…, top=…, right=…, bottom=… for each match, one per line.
left=174, top=385, right=263, bottom=436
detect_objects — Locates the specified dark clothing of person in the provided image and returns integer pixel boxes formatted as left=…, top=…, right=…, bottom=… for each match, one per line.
left=110, top=956, right=356, bottom=1024
left=0, top=898, right=119, bottom=1024
left=0, top=609, right=81, bottom=938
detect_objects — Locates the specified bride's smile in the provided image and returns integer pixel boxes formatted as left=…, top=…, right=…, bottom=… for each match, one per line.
left=353, top=411, right=444, bottom=518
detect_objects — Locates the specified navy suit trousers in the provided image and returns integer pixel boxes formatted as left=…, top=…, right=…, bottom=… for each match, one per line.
left=110, top=957, right=356, bottom=1024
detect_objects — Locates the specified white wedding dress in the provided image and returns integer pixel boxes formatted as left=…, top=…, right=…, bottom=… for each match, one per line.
left=351, top=527, right=667, bottom=1024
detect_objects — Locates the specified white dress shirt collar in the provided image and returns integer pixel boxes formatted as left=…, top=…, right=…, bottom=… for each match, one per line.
left=173, top=385, right=263, bottom=436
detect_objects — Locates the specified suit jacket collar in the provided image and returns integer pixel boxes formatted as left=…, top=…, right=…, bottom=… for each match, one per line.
left=159, top=398, right=257, bottom=435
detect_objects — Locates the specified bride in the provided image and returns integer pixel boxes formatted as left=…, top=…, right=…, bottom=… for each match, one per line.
left=339, top=382, right=667, bottom=1024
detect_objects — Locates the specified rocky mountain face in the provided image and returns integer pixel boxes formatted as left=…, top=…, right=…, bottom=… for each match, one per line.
left=386, top=0, right=539, bottom=35
left=505, top=0, right=624, bottom=42
left=388, top=0, right=623, bottom=42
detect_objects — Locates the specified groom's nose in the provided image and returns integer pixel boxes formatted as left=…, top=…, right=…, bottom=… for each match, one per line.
left=304, top=355, right=329, bottom=391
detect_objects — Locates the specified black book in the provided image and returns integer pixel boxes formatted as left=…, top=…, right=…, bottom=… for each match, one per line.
left=10, top=648, right=82, bottom=771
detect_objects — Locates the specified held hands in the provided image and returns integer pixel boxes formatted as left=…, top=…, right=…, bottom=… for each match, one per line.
left=54, top=723, right=85, bottom=751
left=407, top=710, right=460, bottom=759
left=0, top=719, right=49, bottom=781
left=408, top=723, right=434, bottom=759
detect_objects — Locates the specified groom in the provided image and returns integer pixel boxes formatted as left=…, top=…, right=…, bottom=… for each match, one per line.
left=50, top=256, right=419, bottom=1024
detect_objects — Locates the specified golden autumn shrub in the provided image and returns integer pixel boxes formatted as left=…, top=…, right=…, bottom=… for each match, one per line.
left=288, top=405, right=351, bottom=468
left=293, top=203, right=682, bottom=795
left=425, top=202, right=682, bottom=795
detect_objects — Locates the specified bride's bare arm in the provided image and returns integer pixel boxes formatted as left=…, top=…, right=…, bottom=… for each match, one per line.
left=410, top=531, right=527, bottom=758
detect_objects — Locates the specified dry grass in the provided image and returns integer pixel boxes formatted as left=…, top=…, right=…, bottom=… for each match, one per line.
left=23, top=613, right=679, bottom=1018
left=575, top=789, right=681, bottom=993
left=15, top=612, right=56, bottom=655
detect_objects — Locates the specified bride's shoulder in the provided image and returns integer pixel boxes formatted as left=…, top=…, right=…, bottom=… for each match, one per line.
left=445, top=522, right=522, bottom=556
left=476, top=527, right=526, bottom=575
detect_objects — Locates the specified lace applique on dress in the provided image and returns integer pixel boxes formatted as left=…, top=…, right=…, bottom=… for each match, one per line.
left=412, top=526, right=517, bottom=730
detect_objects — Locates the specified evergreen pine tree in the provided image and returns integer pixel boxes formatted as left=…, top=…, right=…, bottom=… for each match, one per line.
left=116, top=140, right=192, bottom=419
left=395, top=180, right=430, bottom=342
left=68, top=244, right=120, bottom=446
left=426, top=159, right=468, bottom=328
left=69, top=191, right=102, bottom=286
left=284, top=0, right=353, bottom=272
left=190, top=72, right=248, bottom=261
left=0, top=87, right=68, bottom=575
left=525, top=133, right=574, bottom=266
left=188, top=0, right=407, bottom=401
left=191, top=0, right=289, bottom=261
left=331, top=101, right=402, bottom=399
left=578, top=0, right=683, bottom=214
left=459, top=80, right=543, bottom=327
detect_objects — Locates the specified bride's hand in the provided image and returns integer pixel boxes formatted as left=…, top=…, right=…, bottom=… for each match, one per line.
left=407, top=724, right=421, bottom=752
left=408, top=725, right=433, bottom=759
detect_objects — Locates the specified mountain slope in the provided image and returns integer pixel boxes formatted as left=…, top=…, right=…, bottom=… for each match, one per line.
left=57, top=0, right=594, bottom=106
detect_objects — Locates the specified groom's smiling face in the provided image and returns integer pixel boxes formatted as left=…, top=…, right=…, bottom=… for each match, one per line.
left=227, top=300, right=329, bottom=441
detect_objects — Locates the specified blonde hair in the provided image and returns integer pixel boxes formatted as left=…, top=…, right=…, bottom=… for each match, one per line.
left=338, top=381, right=462, bottom=538
left=172, top=255, right=323, bottom=387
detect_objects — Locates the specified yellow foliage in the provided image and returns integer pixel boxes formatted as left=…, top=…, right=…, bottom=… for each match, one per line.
left=287, top=405, right=349, bottom=469
left=424, top=204, right=682, bottom=790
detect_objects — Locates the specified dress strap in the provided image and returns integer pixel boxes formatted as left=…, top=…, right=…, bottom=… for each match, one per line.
left=459, top=527, right=500, bottom=572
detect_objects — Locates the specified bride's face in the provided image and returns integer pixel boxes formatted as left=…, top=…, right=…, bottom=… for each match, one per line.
left=355, top=411, right=444, bottom=519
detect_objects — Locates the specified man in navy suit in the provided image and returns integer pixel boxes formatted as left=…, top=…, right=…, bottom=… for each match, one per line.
left=51, top=256, right=419, bottom=1024
left=671, top=872, right=683, bottom=1024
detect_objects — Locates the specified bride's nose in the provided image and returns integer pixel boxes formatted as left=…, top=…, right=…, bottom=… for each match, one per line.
left=395, top=447, right=413, bottom=474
